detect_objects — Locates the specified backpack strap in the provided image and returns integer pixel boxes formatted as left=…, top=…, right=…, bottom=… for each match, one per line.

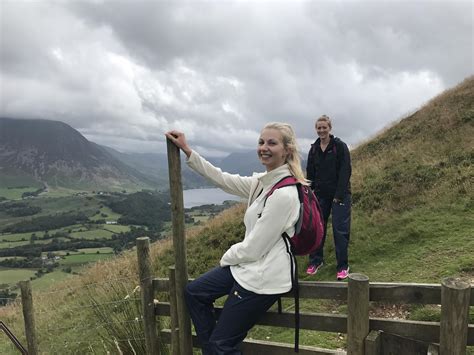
left=264, top=175, right=302, bottom=352
left=267, top=176, right=298, bottom=196
left=282, top=232, right=300, bottom=353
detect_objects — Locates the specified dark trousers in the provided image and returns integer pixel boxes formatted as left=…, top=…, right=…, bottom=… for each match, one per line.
left=309, top=194, right=351, bottom=271
left=184, top=266, right=280, bottom=355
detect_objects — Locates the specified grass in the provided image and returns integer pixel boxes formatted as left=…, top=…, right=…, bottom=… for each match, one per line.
left=69, top=228, right=114, bottom=240
left=30, top=270, right=75, bottom=291
left=59, top=252, right=114, bottom=266
left=0, top=187, right=39, bottom=200
left=53, top=247, right=114, bottom=255
left=0, top=268, right=36, bottom=285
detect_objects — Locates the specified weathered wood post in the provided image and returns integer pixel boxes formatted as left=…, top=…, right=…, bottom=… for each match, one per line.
left=347, top=273, right=370, bottom=355
left=169, top=266, right=180, bottom=355
left=439, top=277, right=470, bottom=354
left=137, top=237, right=159, bottom=354
left=19, top=280, right=38, bottom=355
left=364, top=330, right=381, bottom=355
left=167, top=138, right=193, bottom=354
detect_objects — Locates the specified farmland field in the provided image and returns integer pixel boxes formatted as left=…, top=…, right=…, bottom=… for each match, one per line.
left=0, top=189, right=221, bottom=293
left=0, top=268, right=36, bottom=285
left=59, top=251, right=114, bottom=266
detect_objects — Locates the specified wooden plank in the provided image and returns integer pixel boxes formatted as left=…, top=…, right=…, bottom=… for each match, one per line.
left=347, top=274, right=370, bottom=355
left=369, top=318, right=440, bottom=344
left=427, top=343, right=440, bottom=355
left=369, top=283, right=441, bottom=304
left=153, top=278, right=169, bottom=293
left=153, top=279, right=474, bottom=305
left=257, top=310, right=348, bottom=333
left=137, top=237, right=159, bottom=355
left=159, top=329, right=346, bottom=354
left=166, top=138, right=193, bottom=355
left=168, top=266, right=180, bottom=355
left=156, top=302, right=171, bottom=316
left=379, top=332, right=435, bottom=354
left=439, top=277, right=470, bottom=354
left=292, top=281, right=348, bottom=300
left=19, top=280, right=38, bottom=355
left=364, top=330, right=381, bottom=355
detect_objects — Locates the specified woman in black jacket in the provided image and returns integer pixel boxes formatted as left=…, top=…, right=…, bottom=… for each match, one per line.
left=305, top=115, right=352, bottom=280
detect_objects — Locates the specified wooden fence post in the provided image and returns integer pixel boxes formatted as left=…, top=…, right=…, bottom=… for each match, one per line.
left=364, top=330, right=381, bottom=355
left=19, top=280, right=38, bottom=355
left=137, top=237, right=159, bottom=354
left=439, top=277, right=470, bottom=354
left=167, top=138, right=193, bottom=355
left=169, top=266, right=180, bottom=355
left=347, top=273, right=370, bottom=355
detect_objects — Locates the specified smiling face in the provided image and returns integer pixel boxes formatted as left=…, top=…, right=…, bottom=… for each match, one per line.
left=316, top=120, right=331, bottom=141
left=257, top=128, right=288, bottom=172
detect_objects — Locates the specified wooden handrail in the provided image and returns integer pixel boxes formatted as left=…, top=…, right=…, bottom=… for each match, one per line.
left=153, top=278, right=474, bottom=305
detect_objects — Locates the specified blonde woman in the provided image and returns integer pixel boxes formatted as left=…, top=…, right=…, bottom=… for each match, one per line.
left=166, top=122, right=305, bottom=355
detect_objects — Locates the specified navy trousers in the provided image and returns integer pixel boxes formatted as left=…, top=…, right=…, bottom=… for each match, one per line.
left=184, top=266, right=280, bottom=355
left=309, top=194, right=351, bottom=271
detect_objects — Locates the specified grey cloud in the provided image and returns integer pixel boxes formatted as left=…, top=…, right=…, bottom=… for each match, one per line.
left=1, top=0, right=472, bottom=157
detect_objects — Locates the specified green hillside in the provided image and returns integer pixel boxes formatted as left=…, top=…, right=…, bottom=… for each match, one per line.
left=0, top=78, right=473, bottom=353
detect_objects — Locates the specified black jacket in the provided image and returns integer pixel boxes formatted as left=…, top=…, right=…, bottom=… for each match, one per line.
left=306, top=135, right=351, bottom=200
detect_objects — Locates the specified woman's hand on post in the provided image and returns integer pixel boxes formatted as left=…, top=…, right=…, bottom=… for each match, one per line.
left=165, top=130, right=192, bottom=158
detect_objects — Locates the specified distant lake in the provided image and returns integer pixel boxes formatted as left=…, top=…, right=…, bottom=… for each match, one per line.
left=183, top=188, right=242, bottom=208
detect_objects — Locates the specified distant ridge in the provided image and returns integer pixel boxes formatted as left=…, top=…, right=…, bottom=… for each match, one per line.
left=0, top=117, right=156, bottom=191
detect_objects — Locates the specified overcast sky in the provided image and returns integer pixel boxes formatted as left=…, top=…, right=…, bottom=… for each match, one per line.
left=1, top=0, right=472, bottom=157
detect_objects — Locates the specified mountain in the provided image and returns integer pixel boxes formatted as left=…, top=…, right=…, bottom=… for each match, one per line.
left=0, top=117, right=156, bottom=191
left=103, top=146, right=222, bottom=189
left=218, top=151, right=265, bottom=175
left=0, top=117, right=271, bottom=192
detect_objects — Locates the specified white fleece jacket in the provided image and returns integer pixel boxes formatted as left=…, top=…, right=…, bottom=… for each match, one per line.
left=187, top=150, right=300, bottom=294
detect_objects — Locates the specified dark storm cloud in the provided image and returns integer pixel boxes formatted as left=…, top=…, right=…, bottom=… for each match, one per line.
left=1, top=0, right=472, bottom=155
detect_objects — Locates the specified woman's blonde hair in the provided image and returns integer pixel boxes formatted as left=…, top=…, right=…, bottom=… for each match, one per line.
left=262, top=122, right=309, bottom=185
left=315, top=114, right=332, bottom=129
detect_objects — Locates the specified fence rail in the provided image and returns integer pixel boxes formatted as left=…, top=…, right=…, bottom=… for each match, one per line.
left=154, top=278, right=474, bottom=305
left=146, top=262, right=474, bottom=354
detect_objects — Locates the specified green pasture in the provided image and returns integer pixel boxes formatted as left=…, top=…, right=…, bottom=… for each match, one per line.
left=0, top=240, right=31, bottom=248
left=0, top=187, right=37, bottom=200
left=101, top=224, right=130, bottom=233
left=30, top=195, right=101, bottom=215
left=89, top=204, right=122, bottom=221
left=0, top=256, right=26, bottom=261
left=39, top=188, right=90, bottom=198
left=59, top=252, right=114, bottom=266
left=69, top=228, right=114, bottom=240
left=53, top=247, right=114, bottom=256
left=0, top=231, right=39, bottom=242
left=78, top=247, right=114, bottom=254
left=0, top=268, right=36, bottom=286
left=191, top=215, right=210, bottom=223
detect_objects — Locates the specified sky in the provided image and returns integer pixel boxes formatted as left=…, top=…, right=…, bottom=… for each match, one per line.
left=1, top=0, right=472, bottom=157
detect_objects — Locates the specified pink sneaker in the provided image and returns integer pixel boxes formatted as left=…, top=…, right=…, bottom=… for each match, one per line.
left=337, top=267, right=350, bottom=280
left=306, top=262, right=323, bottom=275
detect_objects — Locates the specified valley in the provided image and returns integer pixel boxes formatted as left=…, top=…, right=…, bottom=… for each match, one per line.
left=0, top=188, right=237, bottom=301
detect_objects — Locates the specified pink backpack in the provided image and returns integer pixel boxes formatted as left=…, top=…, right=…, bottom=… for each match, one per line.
left=265, top=176, right=324, bottom=255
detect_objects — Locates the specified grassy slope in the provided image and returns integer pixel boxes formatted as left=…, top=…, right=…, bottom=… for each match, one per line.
left=0, top=78, right=473, bottom=353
